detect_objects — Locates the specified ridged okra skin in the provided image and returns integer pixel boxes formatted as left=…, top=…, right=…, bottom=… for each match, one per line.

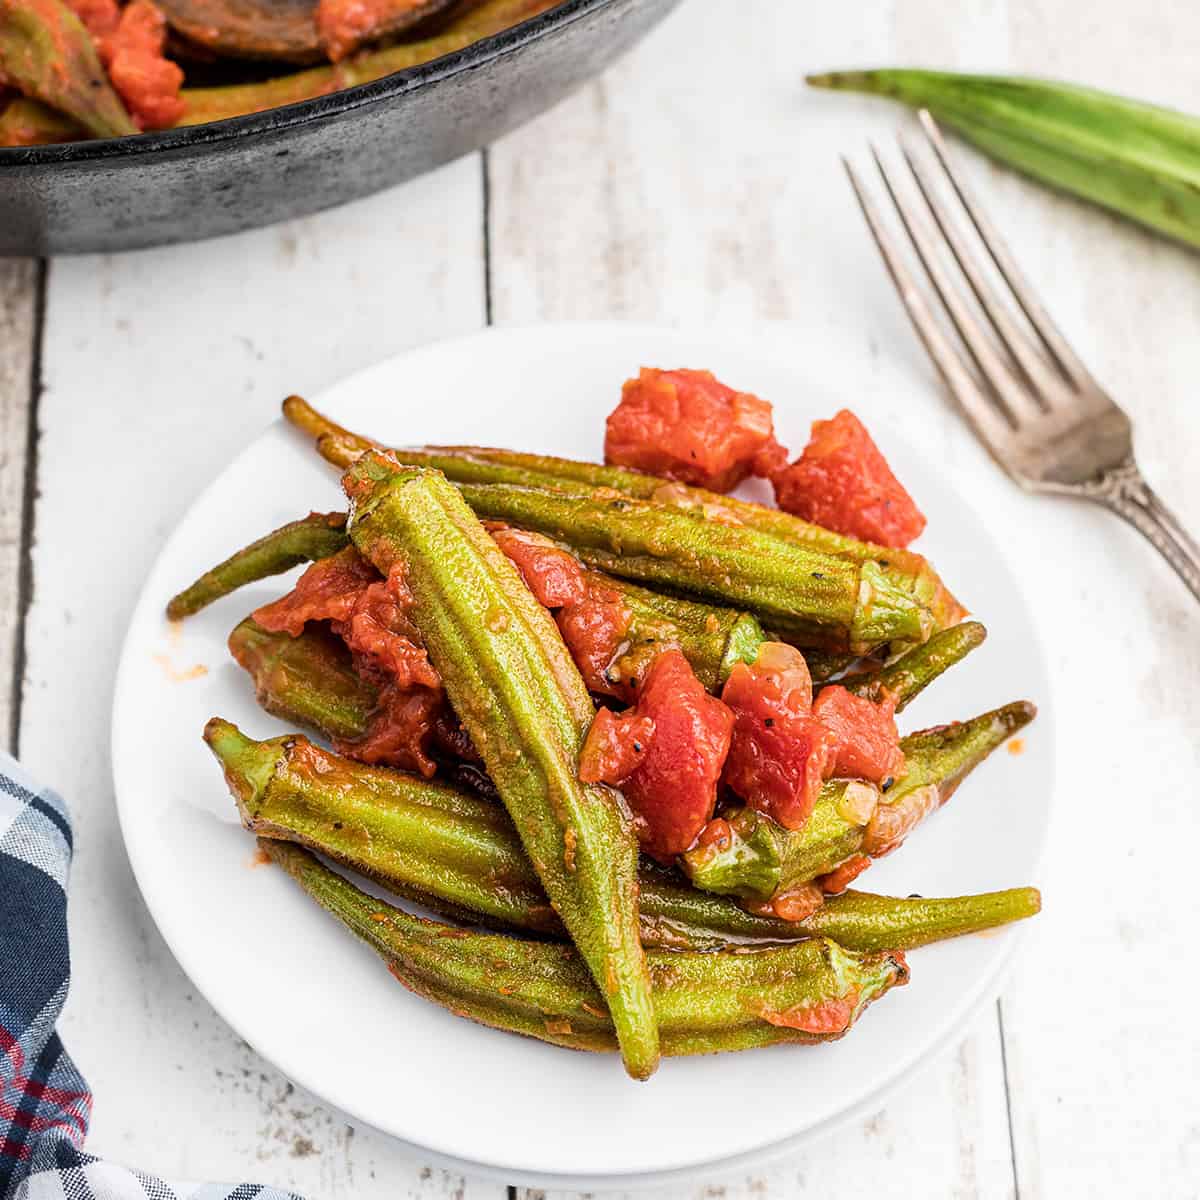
left=682, top=700, right=1036, bottom=902
left=263, top=840, right=909, bottom=1055
left=227, top=618, right=376, bottom=742
left=807, top=70, right=1200, bottom=251
left=167, top=513, right=348, bottom=620
left=342, top=458, right=660, bottom=1079
left=282, top=396, right=965, bottom=635
left=450, top=481, right=931, bottom=653
left=207, top=720, right=1041, bottom=952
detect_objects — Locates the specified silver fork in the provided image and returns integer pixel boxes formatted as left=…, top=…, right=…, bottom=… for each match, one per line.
left=844, top=109, right=1200, bottom=604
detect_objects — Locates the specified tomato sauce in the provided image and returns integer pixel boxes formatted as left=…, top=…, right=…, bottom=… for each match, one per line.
left=605, top=367, right=784, bottom=492
left=721, top=642, right=836, bottom=831
left=770, top=409, right=926, bottom=548
left=98, top=1, right=185, bottom=130
left=579, top=649, right=734, bottom=862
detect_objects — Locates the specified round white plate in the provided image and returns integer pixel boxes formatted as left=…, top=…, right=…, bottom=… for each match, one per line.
left=113, top=323, right=1053, bottom=1189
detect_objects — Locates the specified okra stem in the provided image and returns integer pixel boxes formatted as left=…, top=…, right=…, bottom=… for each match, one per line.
left=167, top=513, right=348, bottom=620
left=682, top=700, right=1036, bottom=902
left=207, top=720, right=1041, bottom=952
left=227, top=617, right=376, bottom=742
left=263, top=839, right=909, bottom=1055
left=841, top=620, right=987, bottom=711
left=344, top=458, right=660, bottom=1079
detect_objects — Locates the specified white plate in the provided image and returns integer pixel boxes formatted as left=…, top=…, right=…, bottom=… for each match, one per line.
left=112, top=323, right=1053, bottom=1189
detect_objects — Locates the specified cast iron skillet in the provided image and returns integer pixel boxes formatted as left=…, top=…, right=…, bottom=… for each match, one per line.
left=0, top=0, right=680, bottom=255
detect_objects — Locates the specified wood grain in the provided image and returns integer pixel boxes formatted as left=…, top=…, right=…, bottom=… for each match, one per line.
left=18, top=160, right=504, bottom=1198
left=0, top=259, right=38, bottom=756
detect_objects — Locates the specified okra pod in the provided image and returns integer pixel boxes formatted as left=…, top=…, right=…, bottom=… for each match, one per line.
left=227, top=617, right=375, bottom=742
left=840, top=620, right=987, bottom=711
left=450, top=482, right=931, bottom=652
left=283, top=396, right=965, bottom=635
left=682, top=700, right=1035, bottom=902
left=176, top=506, right=761, bottom=691
left=208, top=719, right=1040, bottom=951
left=167, top=513, right=348, bottom=620
left=264, top=839, right=909, bottom=1055
left=808, top=69, right=1200, bottom=251
left=343, top=458, right=660, bottom=1079
left=0, top=0, right=136, bottom=138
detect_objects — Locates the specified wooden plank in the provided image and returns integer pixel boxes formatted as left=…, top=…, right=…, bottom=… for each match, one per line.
left=0, top=258, right=38, bottom=756
left=489, top=4, right=1022, bottom=1197
left=19, top=159, right=502, bottom=1199
left=990, top=6, right=1200, bottom=1197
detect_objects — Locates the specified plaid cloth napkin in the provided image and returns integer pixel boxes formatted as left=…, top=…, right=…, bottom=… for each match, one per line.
left=0, top=749, right=302, bottom=1200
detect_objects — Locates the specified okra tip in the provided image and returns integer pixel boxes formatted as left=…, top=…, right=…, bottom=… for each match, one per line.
left=203, top=717, right=287, bottom=818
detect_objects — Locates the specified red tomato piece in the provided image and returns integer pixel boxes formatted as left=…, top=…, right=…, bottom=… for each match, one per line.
left=817, top=853, right=873, bottom=896
left=605, top=367, right=782, bottom=492
left=339, top=565, right=439, bottom=691
left=491, top=526, right=587, bottom=609
left=555, top=580, right=634, bottom=698
left=334, top=681, right=442, bottom=778
left=579, top=649, right=734, bottom=862
left=253, top=546, right=379, bottom=636
left=65, top=0, right=121, bottom=38
left=757, top=991, right=861, bottom=1036
left=770, top=409, right=927, bottom=548
left=812, top=685, right=905, bottom=785
left=98, top=1, right=185, bottom=131
left=721, top=642, right=836, bottom=831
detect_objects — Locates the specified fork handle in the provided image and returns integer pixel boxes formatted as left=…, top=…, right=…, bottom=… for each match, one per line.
left=1091, top=461, right=1200, bottom=604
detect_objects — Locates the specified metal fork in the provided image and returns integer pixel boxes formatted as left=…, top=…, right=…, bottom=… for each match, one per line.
left=844, top=110, right=1200, bottom=604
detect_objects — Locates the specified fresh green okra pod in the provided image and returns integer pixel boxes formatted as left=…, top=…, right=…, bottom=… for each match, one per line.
left=227, top=618, right=376, bottom=742
left=264, top=839, right=909, bottom=1055
left=0, top=0, right=136, bottom=138
left=207, top=719, right=1040, bottom=952
left=343, top=458, right=660, bottom=1079
left=167, top=513, right=348, bottom=619
left=807, top=69, right=1200, bottom=251
left=682, top=700, right=1035, bottom=902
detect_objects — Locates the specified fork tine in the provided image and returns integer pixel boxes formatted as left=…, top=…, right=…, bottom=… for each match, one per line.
left=842, top=157, right=1013, bottom=452
left=917, top=110, right=1095, bottom=390
left=898, top=134, right=1067, bottom=409
left=869, top=143, right=1036, bottom=428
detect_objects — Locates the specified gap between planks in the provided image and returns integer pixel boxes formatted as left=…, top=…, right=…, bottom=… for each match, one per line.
left=0, top=257, right=44, bottom=757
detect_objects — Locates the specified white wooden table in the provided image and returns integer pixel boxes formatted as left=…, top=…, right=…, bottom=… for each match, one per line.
left=4, top=2, right=1200, bottom=1195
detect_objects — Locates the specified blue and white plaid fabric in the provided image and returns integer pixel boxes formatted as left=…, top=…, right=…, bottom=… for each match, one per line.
left=0, top=750, right=302, bottom=1200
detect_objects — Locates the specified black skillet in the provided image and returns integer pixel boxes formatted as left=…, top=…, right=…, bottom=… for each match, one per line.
left=0, top=0, right=681, bottom=255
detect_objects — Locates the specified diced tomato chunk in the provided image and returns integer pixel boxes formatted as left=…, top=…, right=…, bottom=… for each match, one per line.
left=605, top=367, right=783, bottom=493
left=757, top=991, right=862, bottom=1035
left=339, top=565, right=439, bottom=691
left=817, top=853, right=873, bottom=895
left=721, top=642, right=836, bottom=831
left=770, top=409, right=926, bottom=548
left=812, top=685, right=905, bottom=785
left=253, top=546, right=379, bottom=636
left=334, top=681, right=442, bottom=778
left=65, top=0, right=121, bottom=38
left=579, top=649, right=734, bottom=862
left=491, top=526, right=587, bottom=608
left=98, top=1, right=185, bottom=131
left=555, top=580, right=634, bottom=698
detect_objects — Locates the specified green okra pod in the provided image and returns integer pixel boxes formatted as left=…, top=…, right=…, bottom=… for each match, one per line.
left=167, top=513, right=348, bottom=620
left=343, top=458, right=660, bottom=1079
left=207, top=720, right=1041, bottom=952
left=808, top=69, right=1200, bottom=251
left=283, top=396, right=965, bottom=636
left=451, top=481, right=931, bottom=652
left=227, top=618, right=376, bottom=743
left=682, top=700, right=1036, bottom=902
left=263, top=839, right=909, bottom=1055
left=0, top=0, right=136, bottom=138
left=840, top=620, right=987, bottom=711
